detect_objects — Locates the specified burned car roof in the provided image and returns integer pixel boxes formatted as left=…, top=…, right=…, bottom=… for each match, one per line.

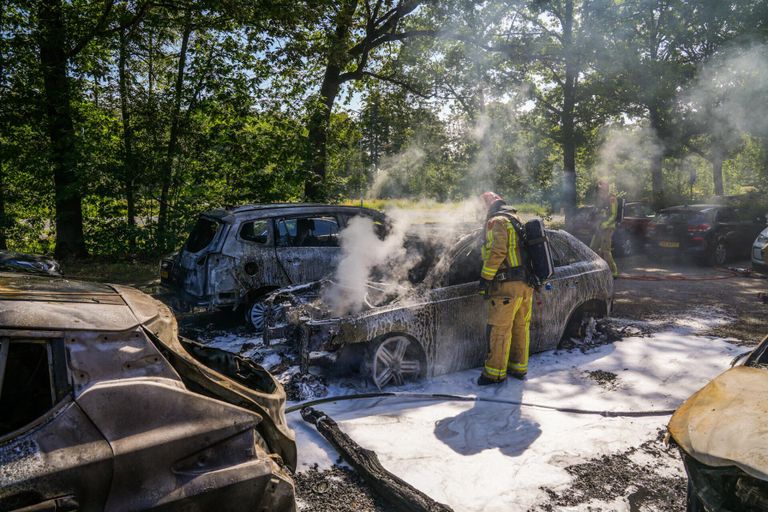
left=0, top=251, right=61, bottom=276
left=202, top=203, right=384, bottom=223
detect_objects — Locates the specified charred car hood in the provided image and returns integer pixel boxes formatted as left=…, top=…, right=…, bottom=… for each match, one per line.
left=669, top=366, right=768, bottom=481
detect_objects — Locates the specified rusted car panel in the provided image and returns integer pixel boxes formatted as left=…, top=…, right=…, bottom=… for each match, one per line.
left=669, top=335, right=768, bottom=511
left=0, top=272, right=296, bottom=511
left=161, top=204, right=386, bottom=319
left=265, top=230, right=613, bottom=383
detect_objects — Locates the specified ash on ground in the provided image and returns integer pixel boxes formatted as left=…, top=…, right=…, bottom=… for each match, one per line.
left=536, top=430, right=686, bottom=511
left=295, top=465, right=388, bottom=512
left=559, top=317, right=648, bottom=353
left=584, top=369, right=620, bottom=390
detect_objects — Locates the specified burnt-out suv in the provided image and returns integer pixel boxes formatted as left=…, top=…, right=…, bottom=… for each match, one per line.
left=161, top=203, right=386, bottom=330
left=0, top=271, right=296, bottom=511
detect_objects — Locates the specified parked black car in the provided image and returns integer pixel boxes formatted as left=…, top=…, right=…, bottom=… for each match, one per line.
left=647, top=204, right=766, bottom=266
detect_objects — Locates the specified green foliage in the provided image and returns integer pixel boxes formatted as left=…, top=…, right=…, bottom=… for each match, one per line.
left=1, top=1, right=767, bottom=259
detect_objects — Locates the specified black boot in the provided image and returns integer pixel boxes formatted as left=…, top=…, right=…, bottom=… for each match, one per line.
left=508, top=371, right=527, bottom=381
left=477, top=375, right=504, bottom=386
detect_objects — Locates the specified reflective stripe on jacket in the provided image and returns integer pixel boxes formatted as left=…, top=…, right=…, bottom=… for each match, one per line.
left=481, top=214, right=522, bottom=280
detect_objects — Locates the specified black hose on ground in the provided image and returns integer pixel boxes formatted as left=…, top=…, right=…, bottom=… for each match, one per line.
left=286, top=391, right=677, bottom=417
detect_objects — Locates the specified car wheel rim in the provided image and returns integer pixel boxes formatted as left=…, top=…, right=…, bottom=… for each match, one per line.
left=715, top=243, right=727, bottom=265
left=372, top=336, right=421, bottom=389
left=249, top=302, right=280, bottom=332
left=621, top=238, right=632, bottom=256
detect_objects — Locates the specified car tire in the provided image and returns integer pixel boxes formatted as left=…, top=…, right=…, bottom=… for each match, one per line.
left=707, top=239, right=728, bottom=266
left=686, top=479, right=705, bottom=512
left=366, top=335, right=424, bottom=389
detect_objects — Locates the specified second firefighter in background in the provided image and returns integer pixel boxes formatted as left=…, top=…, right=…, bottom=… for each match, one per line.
left=590, top=180, right=619, bottom=278
left=477, top=192, right=533, bottom=385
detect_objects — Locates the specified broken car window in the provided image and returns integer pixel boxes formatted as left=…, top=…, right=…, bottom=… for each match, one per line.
left=240, top=220, right=270, bottom=244
left=276, top=217, right=340, bottom=247
left=185, top=218, right=220, bottom=253
left=0, top=341, right=57, bottom=436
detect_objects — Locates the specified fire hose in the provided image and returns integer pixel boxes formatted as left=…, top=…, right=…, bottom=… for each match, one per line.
left=286, top=391, right=677, bottom=417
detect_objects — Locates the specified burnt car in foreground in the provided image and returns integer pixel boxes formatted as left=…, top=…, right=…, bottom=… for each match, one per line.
left=0, top=272, right=296, bottom=511
left=669, top=333, right=768, bottom=512
left=264, top=229, right=613, bottom=388
left=647, top=204, right=765, bottom=266
left=161, top=203, right=386, bottom=330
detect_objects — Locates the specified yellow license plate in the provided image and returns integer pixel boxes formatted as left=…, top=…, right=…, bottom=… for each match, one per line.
left=160, top=270, right=169, bottom=278
left=659, top=241, right=679, bottom=248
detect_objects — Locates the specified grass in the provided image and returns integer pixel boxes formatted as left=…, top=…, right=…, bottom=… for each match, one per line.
left=61, top=259, right=159, bottom=291
left=341, top=198, right=550, bottom=216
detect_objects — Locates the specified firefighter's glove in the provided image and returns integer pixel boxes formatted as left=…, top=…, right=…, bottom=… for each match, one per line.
left=478, top=278, right=493, bottom=299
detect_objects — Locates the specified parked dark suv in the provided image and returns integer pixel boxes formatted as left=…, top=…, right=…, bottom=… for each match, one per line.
left=161, top=203, right=386, bottom=330
left=647, top=204, right=766, bottom=266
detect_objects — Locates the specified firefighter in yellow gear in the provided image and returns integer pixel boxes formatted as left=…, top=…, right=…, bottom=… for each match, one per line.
left=590, top=180, right=619, bottom=278
left=477, top=192, right=534, bottom=385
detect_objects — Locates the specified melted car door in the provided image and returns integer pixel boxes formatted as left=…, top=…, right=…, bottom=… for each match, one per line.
left=274, top=216, right=341, bottom=284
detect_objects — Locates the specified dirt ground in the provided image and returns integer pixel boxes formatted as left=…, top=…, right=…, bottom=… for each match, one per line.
left=288, top=255, right=767, bottom=511
left=614, top=255, right=768, bottom=344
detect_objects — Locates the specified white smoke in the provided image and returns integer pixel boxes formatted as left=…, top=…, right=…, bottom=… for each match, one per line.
left=323, top=201, right=485, bottom=316
left=593, top=124, right=662, bottom=200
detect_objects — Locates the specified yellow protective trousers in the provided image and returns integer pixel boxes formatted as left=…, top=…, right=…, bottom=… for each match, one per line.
left=482, top=280, right=534, bottom=381
left=590, top=228, right=618, bottom=277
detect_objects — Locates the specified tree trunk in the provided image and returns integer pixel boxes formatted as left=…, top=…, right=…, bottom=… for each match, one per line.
left=38, top=0, right=88, bottom=259
left=648, top=104, right=665, bottom=209
left=303, top=0, right=357, bottom=201
left=305, top=71, right=342, bottom=201
left=157, top=19, right=191, bottom=250
left=560, top=0, right=578, bottom=217
left=0, top=167, right=6, bottom=250
left=118, top=28, right=137, bottom=253
left=0, top=2, right=7, bottom=251
left=711, top=149, right=724, bottom=196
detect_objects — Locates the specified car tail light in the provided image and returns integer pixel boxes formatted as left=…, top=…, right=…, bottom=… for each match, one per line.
left=688, top=224, right=711, bottom=233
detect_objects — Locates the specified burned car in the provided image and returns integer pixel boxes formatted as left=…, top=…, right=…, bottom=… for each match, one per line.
left=0, top=272, right=296, bottom=511
left=264, top=229, right=613, bottom=388
left=161, top=203, right=386, bottom=330
left=669, top=334, right=768, bottom=512
left=0, top=250, right=61, bottom=276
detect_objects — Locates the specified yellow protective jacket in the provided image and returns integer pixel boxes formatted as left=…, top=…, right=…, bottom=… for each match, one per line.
left=480, top=212, right=523, bottom=280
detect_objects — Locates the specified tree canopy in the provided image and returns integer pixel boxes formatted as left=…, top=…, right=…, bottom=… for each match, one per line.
left=1, top=0, right=767, bottom=258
